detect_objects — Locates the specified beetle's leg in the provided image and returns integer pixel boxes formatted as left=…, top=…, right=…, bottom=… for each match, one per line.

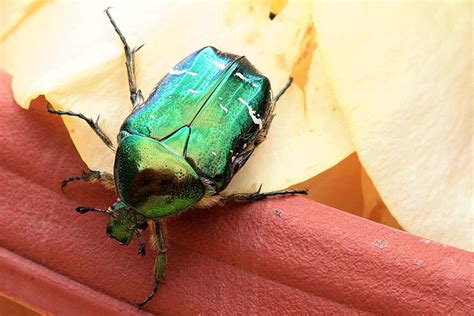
left=253, top=77, right=294, bottom=146
left=105, top=8, right=144, bottom=109
left=134, top=229, right=146, bottom=256
left=47, top=104, right=115, bottom=150
left=274, top=77, right=293, bottom=103
left=221, top=184, right=307, bottom=202
left=133, top=219, right=149, bottom=256
left=61, top=170, right=114, bottom=191
left=136, top=220, right=167, bottom=308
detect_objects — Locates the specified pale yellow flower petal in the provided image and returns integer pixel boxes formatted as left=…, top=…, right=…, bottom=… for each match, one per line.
left=313, top=1, right=473, bottom=250
left=226, top=47, right=354, bottom=193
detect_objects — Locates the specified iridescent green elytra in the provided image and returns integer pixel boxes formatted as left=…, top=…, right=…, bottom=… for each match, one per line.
left=116, top=46, right=272, bottom=218
left=47, top=8, right=306, bottom=307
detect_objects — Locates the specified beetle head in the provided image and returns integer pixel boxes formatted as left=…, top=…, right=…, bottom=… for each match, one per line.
left=106, top=216, right=134, bottom=245
left=106, top=201, right=148, bottom=245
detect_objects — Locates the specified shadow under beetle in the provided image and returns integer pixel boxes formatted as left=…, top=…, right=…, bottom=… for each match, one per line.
left=48, top=8, right=306, bottom=307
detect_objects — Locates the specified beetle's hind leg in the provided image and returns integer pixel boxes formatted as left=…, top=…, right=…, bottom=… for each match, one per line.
left=220, top=184, right=307, bottom=202
left=61, top=170, right=114, bottom=191
left=274, top=77, right=293, bottom=103
left=105, top=8, right=144, bottom=109
left=136, top=220, right=167, bottom=308
left=254, top=77, right=293, bottom=146
left=47, top=104, right=115, bottom=150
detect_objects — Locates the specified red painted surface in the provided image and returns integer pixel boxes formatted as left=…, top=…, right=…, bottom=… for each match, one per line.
left=0, top=71, right=472, bottom=314
left=1, top=248, right=151, bottom=316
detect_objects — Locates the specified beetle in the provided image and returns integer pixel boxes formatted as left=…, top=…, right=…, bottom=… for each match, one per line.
left=47, top=8, right=306, bottom=307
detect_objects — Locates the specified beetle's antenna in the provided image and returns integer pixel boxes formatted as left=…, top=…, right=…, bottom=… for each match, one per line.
left=76, top=206, right=113, bottom=215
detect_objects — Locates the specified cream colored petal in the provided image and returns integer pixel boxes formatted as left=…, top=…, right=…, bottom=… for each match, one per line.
left=313, top=1, right=473, bottom=250
left=0, top=0, right=45, bottom=41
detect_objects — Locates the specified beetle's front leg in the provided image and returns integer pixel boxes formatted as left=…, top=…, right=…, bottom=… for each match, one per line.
left=134, top=229, right=146, bottom=256
left=47, top=104, right=115, bottom=150
left=62, top=170, right=114, bottom=190
left=105, top=8, right=144, bottom=109
left=136, top=220, right=167, bottom=308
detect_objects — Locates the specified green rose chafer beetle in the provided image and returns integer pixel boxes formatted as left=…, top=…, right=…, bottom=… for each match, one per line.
left=48, top=8, right=306, bottom=307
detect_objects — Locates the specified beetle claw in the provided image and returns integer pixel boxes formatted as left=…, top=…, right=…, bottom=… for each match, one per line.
left=60, top=181, right=69, bottom=192
left=135, top=282, right=159, bottom=308
left=138, top=244, right=146, bottom=256
left=134, top=43, right=145, bottom=53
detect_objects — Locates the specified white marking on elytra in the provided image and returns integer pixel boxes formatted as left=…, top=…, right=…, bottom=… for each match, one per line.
left=149, top=114, right=156, bottom=119
left=169, top=69, right=198, bottom=76
left=211, top=151, right=217, bottom=156
left=252, top=83, right=259, bottom=88
left=219, top=104, right=228, bottom=113
left=235, top=72, right=249, bottom=82
left=188, top=89, right=200, bottom=94
left=213, top=61, right=226, bottom=70
left=238, top=97, right=263, bottom=129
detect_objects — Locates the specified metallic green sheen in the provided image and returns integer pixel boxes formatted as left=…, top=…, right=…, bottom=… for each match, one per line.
left=114, top=134, right=205, bottom=218
left=119, top=46, right=272, bottom=194
left=155, top=253, right=166, bottom=281
left=162, top=126, right=190, bottom=156
left=105, top=201, right=147, bottom=244
left=186, top=58, right=271, bottom=189
left=120, top=46, right=239, bottom=140
left=106, top=201, right=134, bottom=245
left=106, top=217, right=133, bottom=245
